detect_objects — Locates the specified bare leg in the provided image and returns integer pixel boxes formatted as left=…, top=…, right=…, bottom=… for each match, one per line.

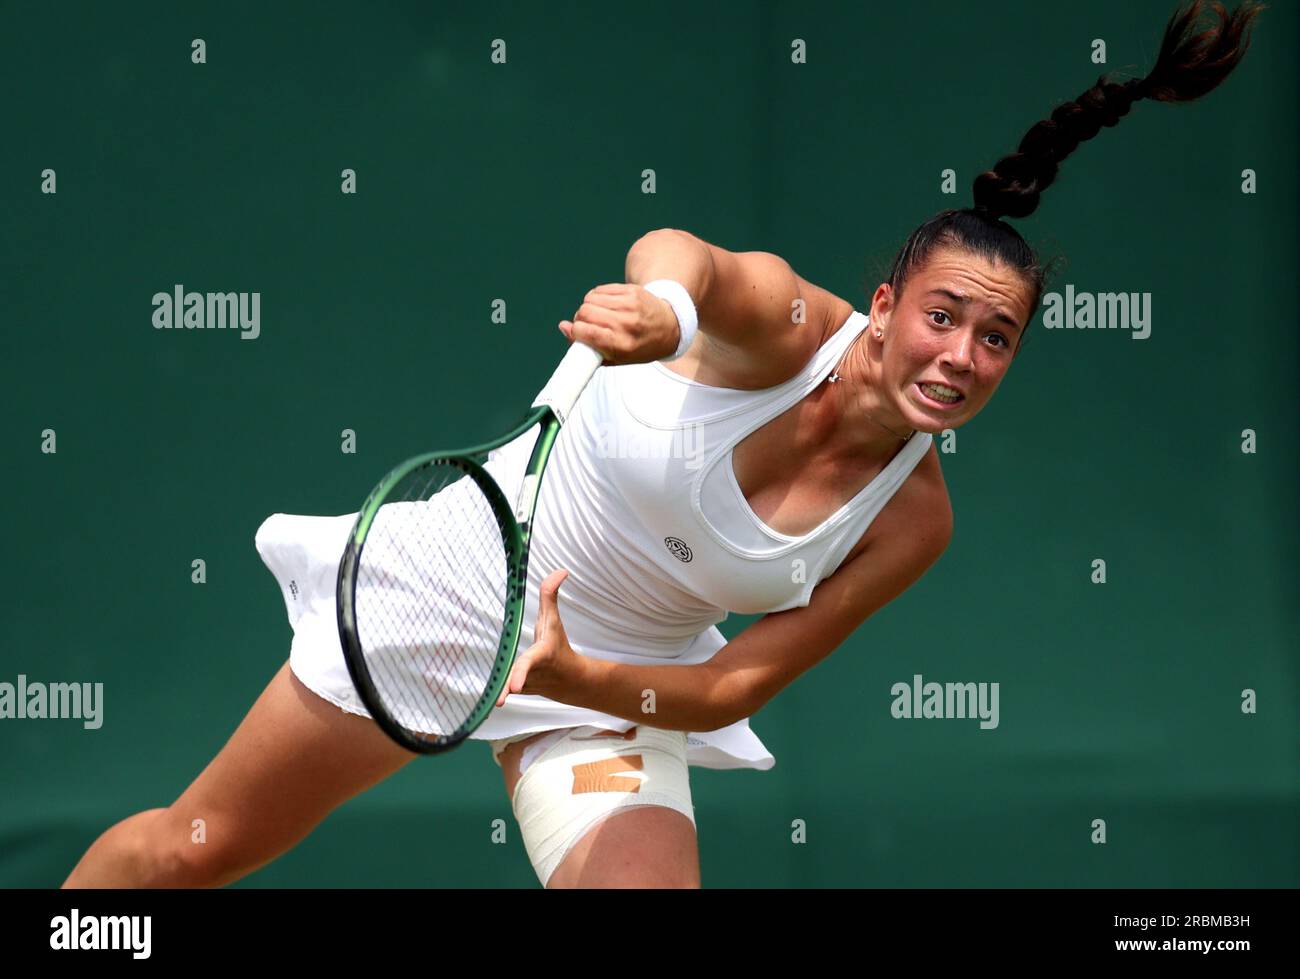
left=63, top=661, right=415, bottom=888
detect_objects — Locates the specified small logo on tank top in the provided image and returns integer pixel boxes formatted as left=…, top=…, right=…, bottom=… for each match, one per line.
left=664, top=537, right=693, bottom=562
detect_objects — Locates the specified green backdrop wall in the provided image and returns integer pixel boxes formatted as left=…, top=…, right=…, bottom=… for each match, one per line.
left=2, top=0, right=1295, bottom=887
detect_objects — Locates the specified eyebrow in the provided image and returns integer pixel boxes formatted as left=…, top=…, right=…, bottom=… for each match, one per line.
left=925, top=289, right=1022, bottom=332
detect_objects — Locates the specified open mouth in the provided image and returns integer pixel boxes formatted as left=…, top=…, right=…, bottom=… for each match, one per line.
left=916, top=382, right=964, bottom=408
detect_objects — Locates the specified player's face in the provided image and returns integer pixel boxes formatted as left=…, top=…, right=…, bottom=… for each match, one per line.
left=869, top=246, right=1033, bottom=433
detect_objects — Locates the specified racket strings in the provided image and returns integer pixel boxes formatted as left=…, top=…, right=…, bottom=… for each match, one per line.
left=354, top=462, right=512, bottom=742
left=364, top=468, right=500, bottom=735
left=363, top=506, right=498, bottom=736
left=377, top=466, right=477, bottom=732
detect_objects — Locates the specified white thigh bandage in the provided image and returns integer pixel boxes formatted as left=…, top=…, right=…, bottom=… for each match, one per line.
left=508, top=725, right=695, bottom=887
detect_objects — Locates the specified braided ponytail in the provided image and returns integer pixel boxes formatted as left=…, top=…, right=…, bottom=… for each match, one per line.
left=882, top=1, right=1265, bottom=350
left=974, top=1, right=1263, bottom=220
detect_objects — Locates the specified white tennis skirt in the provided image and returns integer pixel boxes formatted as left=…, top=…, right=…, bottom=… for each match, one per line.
left=253, top=509, right=775, bottom=771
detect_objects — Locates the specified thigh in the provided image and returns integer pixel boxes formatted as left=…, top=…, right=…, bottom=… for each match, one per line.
left=500, top=725, right=700, bottom=888
left=163, top=660, right=416, bottom=877
left=548, top=805, right=699, bottom=889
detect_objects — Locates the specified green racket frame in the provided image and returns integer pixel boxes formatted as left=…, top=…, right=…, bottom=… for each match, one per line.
left=336, top=341, right=602, bottom=755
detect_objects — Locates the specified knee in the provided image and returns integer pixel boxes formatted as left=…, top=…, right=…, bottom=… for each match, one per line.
left=151, top=810, right=255, bottom=888
left=82, top=807, right=212, bottom=888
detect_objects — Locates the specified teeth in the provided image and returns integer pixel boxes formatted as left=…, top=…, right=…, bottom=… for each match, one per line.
left=922, top=382, right=961, bottom=403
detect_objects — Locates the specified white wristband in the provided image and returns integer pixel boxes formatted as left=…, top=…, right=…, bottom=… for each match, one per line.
left=642, top=279, right=698, bottom=360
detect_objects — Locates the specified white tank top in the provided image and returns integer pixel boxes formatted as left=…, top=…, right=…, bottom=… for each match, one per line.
left=476, top=309, right=933, bottom=770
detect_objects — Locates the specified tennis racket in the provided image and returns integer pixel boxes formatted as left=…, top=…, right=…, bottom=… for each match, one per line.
left=336, top=340, right=603, bottom=754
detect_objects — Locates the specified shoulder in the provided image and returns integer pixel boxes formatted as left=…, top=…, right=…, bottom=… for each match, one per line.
left=859, top=442, right=953, bottom=561
left=798, top=444, right=951, bottom=633
left=683, top=249, right=857, bottom=389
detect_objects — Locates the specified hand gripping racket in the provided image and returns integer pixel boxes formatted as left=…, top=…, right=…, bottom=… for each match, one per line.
left=336, top=341, right=603, bottom=754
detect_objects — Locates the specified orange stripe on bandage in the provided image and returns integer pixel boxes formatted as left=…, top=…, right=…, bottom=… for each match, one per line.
left=571, top=755, right=644, bottom=794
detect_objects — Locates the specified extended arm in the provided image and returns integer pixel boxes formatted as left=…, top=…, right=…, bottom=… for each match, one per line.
left=552, top=487, right=953, bottom=731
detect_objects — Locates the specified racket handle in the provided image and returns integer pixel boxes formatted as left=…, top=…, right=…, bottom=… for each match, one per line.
left=530, top=341, right=603, bottom=424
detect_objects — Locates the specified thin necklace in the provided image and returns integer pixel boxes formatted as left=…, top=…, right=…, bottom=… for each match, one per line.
left=826, top=329, right=915, bottom=442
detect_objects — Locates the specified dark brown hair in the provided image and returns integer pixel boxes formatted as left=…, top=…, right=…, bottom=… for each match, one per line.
left=883, top=1, right=1265, bottom=352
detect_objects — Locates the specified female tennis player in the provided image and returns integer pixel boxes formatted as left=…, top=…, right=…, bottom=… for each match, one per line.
left=64, top=1, right=1260, bottom=889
